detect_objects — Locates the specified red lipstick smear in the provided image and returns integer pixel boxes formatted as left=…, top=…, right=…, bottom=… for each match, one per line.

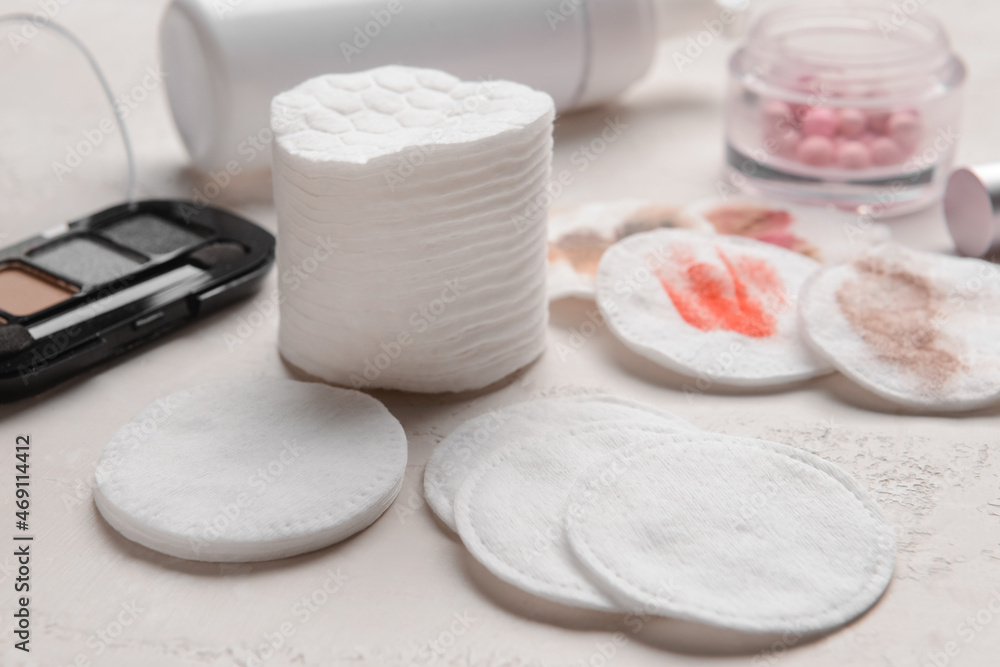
left=656, top=244, right=785, bottom=338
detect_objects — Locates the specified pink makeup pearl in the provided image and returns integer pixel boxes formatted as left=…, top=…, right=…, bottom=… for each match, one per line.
left=802, top=108, right=838, bottom=137
left=870, top=137, right=903, bottom=165
left=867, top=109, right=891, bottom=134
left=888, top=111, right=922, bottom=149
left=838, top=108, right=867, bottom=139
left=762, top=100, right=791, bottom=132
left=836, top=141, right=872, bottom=169
left=796, top=135, right=835, bottom=166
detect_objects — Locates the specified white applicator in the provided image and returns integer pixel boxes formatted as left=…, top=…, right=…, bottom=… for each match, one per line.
left=272, top=66, right=554, bottom=393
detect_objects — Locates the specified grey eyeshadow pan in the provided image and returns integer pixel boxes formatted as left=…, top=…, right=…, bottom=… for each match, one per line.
left=29, top=237, right=144, bottom=286
left=101, top=215, right=207, bottom=255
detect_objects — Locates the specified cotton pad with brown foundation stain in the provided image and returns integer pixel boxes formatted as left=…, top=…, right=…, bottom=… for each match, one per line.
left=701, top=203, right=821, bottom=260
left=799, top=244, right=1000, bottom=411
left=547, top=200, right=711, bottom=301
left=837, top=257, right=963, bottom=387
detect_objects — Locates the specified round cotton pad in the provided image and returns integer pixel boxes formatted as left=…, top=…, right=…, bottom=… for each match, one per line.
left=565, top=432, right=896, bottom=633
left=799, top=244, right=1000, bottom=410
left=454, top=422, right=697, bottom=612
left=423, top=395, right=698, bottom=531
left=94, top=379, right=408, bottom=562
left=596, top=228, right=833, bottom=386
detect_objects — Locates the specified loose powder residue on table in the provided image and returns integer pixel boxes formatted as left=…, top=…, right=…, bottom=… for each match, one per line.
left=655, top=244, right=785, bottom=338
left=836, top=256, right=964, bottom=386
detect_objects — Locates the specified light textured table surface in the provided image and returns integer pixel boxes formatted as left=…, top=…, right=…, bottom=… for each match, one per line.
left=1, top=1, right=999, bottom=665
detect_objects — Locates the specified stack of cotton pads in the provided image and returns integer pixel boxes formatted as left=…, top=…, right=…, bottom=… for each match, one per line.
left=94, top=380, right=407, bottom=562
left=800, top=244, right=1000, bottom=410
left=426, top=395, right=896, bottom=633
left=596, top=229, right=833, bottom=386
left=271, top=66, right=554, bottom=393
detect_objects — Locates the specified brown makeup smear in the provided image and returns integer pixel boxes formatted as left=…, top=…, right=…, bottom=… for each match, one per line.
left=0, top=263, right=78, bottom=316
left=548, top=205, right=693, bottom=277
left=548, top=232, right=612, bottom=276
left=703, top=203, right=822, bottom=260
left=837, top=256, right=964, bottom=386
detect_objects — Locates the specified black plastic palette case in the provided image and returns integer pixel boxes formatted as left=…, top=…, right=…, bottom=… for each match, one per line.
left=0, top=200, right=275, bottom=402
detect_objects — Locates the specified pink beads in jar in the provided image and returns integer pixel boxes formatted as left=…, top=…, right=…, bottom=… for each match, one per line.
left=725, top=1, right=966, bottom=215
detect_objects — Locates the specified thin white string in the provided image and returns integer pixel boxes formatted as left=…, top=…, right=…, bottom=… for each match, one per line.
left=0, top=13, right=136, bottom=202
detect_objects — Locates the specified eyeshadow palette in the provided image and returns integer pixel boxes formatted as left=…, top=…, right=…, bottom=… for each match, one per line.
left=0, top=200, right=274, bottom=402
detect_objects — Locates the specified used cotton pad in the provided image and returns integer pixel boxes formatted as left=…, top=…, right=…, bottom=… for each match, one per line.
left=547, top=200, right=710, bottom=301
left=596, top=228, right=832, bottom=386
left=272, top=66, right=555, bottom=393
left=93, top=379, right=407, bottom=562
left=423, top=394, right=698, bottom=531
left=799, top=244, right=1000, bottom=410
left=565, top=432, right=896, bottom=633
left=454, top=423, right=696, bottom=612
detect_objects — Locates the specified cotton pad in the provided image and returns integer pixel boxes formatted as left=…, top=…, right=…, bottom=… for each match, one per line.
left=799, top=244, right=1000, bottom=410
left=272, top=66, right=555, bottom=393
left=93, top=379, right=407, bottom=562
left=682, top=195, right=892, bottom=264
left=423, top=394, right=699, bottom=531
left=547, top=200, right=710, bottom=301
left=565, top=432, right=896, bottom=633
left=454, top=423, right=697, bottom=612
left=596, top=228, right=833, bottom=386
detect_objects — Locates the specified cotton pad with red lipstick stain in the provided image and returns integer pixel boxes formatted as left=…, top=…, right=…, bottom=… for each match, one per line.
left=596, top=229, right=833, bottom=386
left=799, top=244, right=1000, bottom=411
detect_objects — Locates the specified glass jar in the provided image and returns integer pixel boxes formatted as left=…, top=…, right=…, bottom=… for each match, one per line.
left=725, top=0, right=966, bottom=215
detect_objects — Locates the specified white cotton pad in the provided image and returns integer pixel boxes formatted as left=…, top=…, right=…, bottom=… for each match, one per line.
left=93, top=379, right=408, bottom=562
left=454, top=423, right=697, bottom=612
left=799, top=244, right=1000, bottom=410
left=565, top=432, right=896, bottom=633
left=547, top=200, right=711, bottom=301
left=682, top=195, right=892, bottom=264
left=272, top=66, right=555, bottom=393
left=423, top=394, right=699, bottom=531
left=596, top=228, right=833, bottom=386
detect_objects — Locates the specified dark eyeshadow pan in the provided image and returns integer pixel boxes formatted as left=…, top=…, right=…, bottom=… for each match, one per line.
left=101, top=215, right=207, bottom=255
left=29, top=236, right=145, bottom=286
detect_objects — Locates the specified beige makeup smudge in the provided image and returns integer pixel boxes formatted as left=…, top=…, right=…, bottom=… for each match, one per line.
left=837, top=256, right=963, bottom=386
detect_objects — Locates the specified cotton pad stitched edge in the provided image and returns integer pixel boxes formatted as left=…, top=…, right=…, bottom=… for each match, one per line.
left=596, top=228, right=833, bottom=386
left=94, top=379, right=408, bottom=562
left=453, top=422, right=703, bottom=613
left=424, top=394, right=700, bottom=531
left=565, top=432, right=896, bottom=634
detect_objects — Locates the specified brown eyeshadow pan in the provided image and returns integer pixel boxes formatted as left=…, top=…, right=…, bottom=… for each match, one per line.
left=0, top=263, right=78, bottom=316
